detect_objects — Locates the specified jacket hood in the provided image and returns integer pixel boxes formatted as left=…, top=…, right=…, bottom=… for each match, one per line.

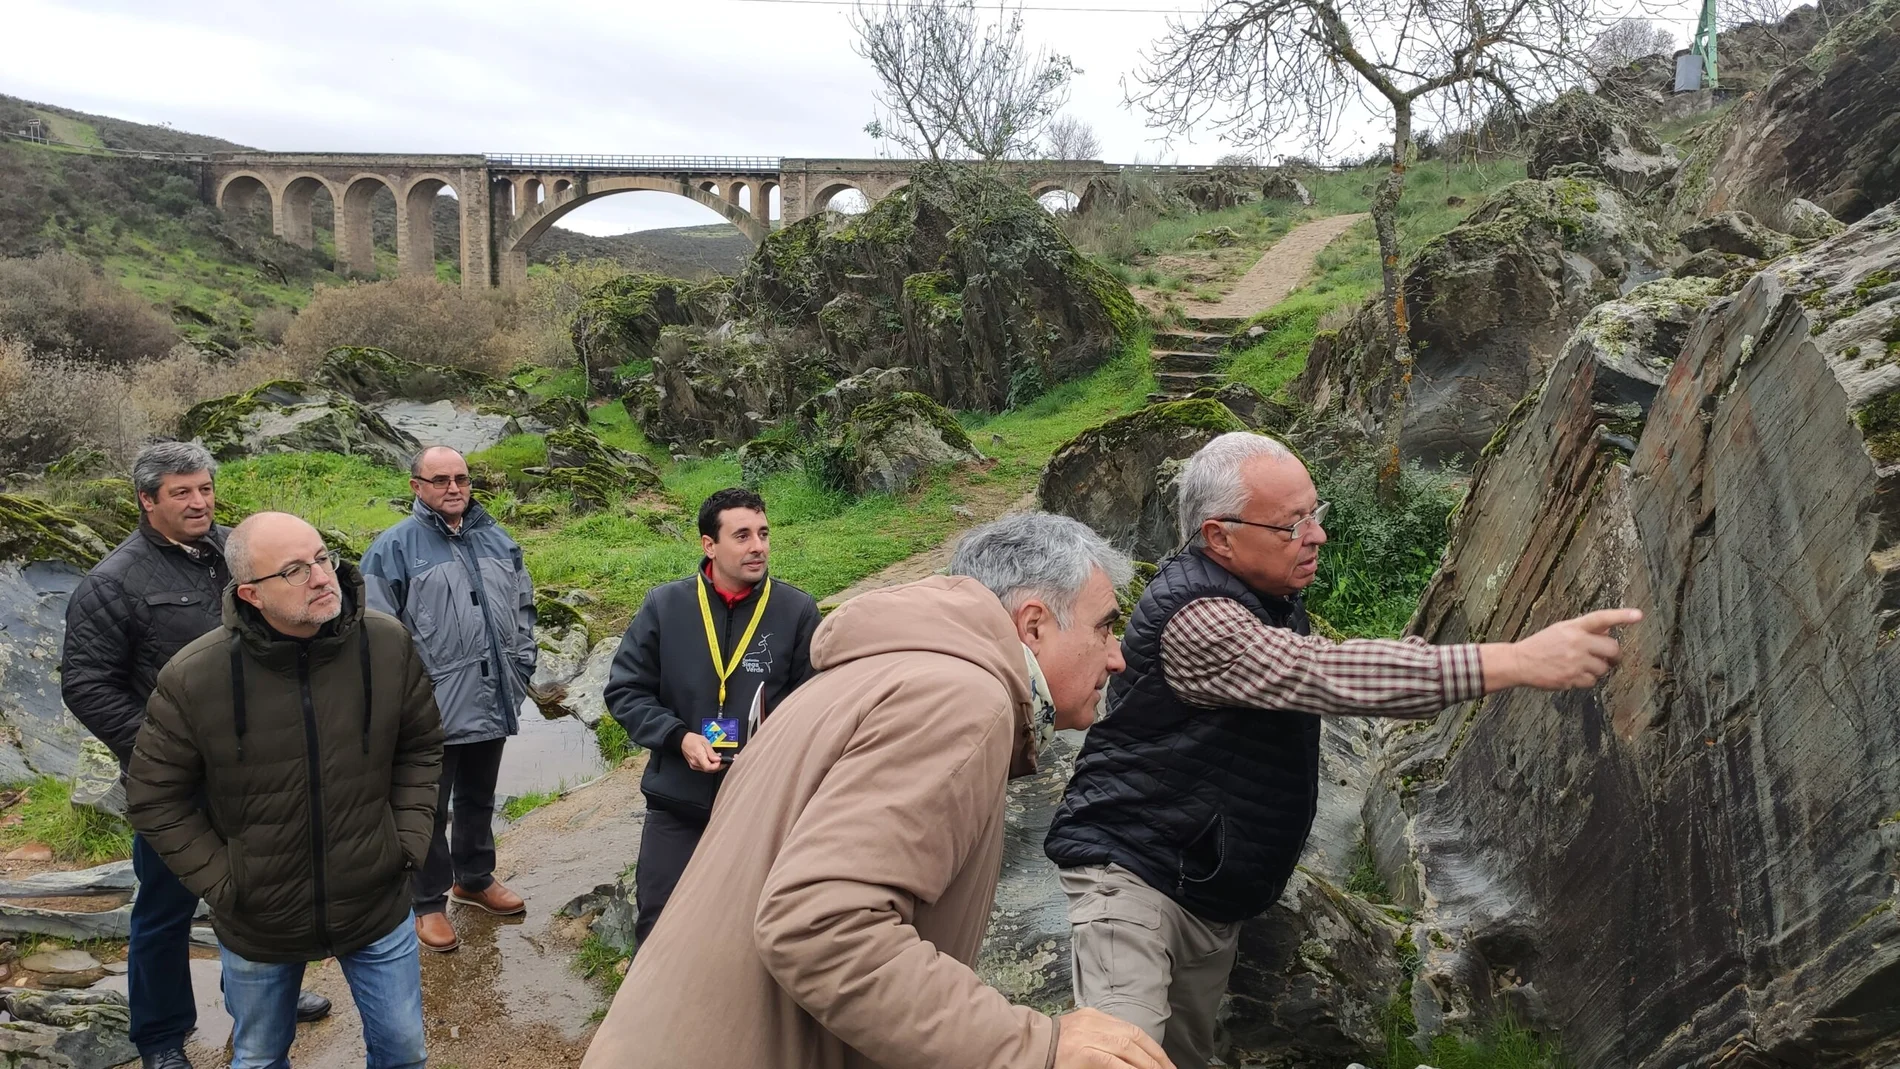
left=411, top=496, right=493, bottom=536
left=811, top=575, right=1043, bottom=777
left=224, top=560, right=367, bottom=671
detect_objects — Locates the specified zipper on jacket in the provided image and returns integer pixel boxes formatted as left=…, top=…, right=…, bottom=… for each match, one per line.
left=297, top=647, right=333, bottom=954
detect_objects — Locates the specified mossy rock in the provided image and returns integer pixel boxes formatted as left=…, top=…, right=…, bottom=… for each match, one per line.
left=523, top=395, right=588, bottom=430
left=737, top=435, right=804, bottom=487
left=1856, top=389, right=1900, bottom=467
left=1187, top=226, right=1243, bottom=249
left=571, top=275, right=731, bottom=395
left=56, top=479, right=141, bottom=544
left=542, top=427, right=661, bottom=512
left=534, top=591, right=588, bottom=636
left=811, top=392, right=984, bottom=497
left=1037, top=398, right=1248, bottom=561
left=0, top=493, right=113, bottom=568
left=44, top=448, right=111, bottom=481
left=180, top=380, right=420, bottom=468
left=315, top=346, right=517, bottom=406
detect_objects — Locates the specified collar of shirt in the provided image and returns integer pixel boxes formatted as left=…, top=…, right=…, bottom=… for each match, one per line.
left=701, top=561, right=752, bottom=608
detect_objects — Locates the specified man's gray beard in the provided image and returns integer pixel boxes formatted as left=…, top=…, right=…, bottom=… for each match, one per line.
left=290, top=596, right=343, bottom=629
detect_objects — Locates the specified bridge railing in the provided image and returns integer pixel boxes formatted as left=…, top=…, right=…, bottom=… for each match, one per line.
left=486, top=153, right=784, bottom=174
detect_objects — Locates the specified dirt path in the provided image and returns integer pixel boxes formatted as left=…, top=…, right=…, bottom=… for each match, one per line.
left=1199, top=213, right=1367, bottom=320
left=819, top=489, right=1036, bottom=611
left=188, top=761, right=652, bottom=1069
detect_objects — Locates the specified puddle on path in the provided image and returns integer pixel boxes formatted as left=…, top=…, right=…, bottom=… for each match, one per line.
left=496, top=704, right=607, bottom=801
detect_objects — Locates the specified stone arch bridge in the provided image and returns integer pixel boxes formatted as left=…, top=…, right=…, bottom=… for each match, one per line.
left=206, top=153, right=1126, bottom=289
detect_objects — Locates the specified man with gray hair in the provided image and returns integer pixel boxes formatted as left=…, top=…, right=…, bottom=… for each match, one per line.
left=1044, top=431, right=1643, bottom=1068
left=582, top=512, right=1176, bottom=1069
left=60, top=444, right=329, bottom=1069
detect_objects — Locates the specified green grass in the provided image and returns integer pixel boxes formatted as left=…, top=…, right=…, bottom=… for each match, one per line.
left=30, top=109, right=104, bottom=149
left=575, top=932, right=632, bottom=993
left=594, top=717, right=637, bottom=765
left=0, top=777, right=134, bottom=865
left=214, top=453, right=412, bottom=547
left=502, top=788, right=562, bottom=821
left=1383, top=1016, right=1569, bottom=1069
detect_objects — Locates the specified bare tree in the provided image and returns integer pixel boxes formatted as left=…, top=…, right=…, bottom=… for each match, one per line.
left=1130, top=0, right=1600, bottom=479
left=852, top=0, right=1078, bottom=162
left=1720, top=0, right=1795, bottom=30
left=1588, top=18, right=1678, bottom=72
left=1041, top=114, right=1103, bottom=159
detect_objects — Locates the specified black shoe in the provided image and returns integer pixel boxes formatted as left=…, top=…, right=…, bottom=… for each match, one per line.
left=142, top=1050, right=193, bottom=1069
left=296, top=988, right=333, bottom=1022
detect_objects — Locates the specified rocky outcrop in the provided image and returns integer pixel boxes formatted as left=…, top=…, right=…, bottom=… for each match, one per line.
left=737, top=174, right=1141, bottom=417
left=1037, top=398, right=1246, bottom=562
left=570, top=275, right=732, bottom=395
left=1678, top=210, right=1796, bottom=260
left=180, top=381, right=419, bottom=468
left=1666, top=0, right=1900, bottom=226
left=541, top=428, right=661, bottom=512
left=623, top=325, right=839, bottom=454
left=0, top=498, right=110, bottom=570
left=1782, top=196, right=1847, bottom=241
left=795, top=367, right=918, bottom=436
left=374, top=401, right=518, bottom=456
left=1363, top=206, right=1900, bottom=1067
left=809, top=393, right=984, bottom=497
left=0, top=562, right=93, bottom=786
left=1295, top=176, right=1663, bottom=466
left=314, top=346, right=520, bottom=406
left=4, top=989, right=136, bottom=1069
left=1526, top=91, right=1680, bottom=202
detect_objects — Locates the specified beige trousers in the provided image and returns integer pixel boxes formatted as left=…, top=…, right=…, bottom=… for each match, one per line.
left=1061, top=863, right=1242, bottom=1069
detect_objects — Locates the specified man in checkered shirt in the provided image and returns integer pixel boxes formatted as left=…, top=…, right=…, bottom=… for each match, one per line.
left=1043, top=431, right=1642, bottom=1069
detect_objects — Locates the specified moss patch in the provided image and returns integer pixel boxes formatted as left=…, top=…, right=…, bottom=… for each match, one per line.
left=0, top=493, right=113, bottom=567
left=1855, top=390, right=1900, bottom=465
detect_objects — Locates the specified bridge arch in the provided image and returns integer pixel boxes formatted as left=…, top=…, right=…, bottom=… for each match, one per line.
left=494, top=176, right=769, bottom=288
left=215, top=171, right=273, bottom=219
left=338, top=173, right=398, bottom=278
left=401, top=172, right=462, bottom=280
left=812, top=182, right=869, bottom=215
left=279, top=174, right=335, bottom=248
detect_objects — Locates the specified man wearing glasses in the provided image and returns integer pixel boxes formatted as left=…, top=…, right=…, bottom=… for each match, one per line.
left=126, top=511, right=443, bottom=1069
left=60, top=443, right=331, bottom=1069
left=360, top=446, right=538, bottom=953
left=1043, top=432, right=1642, bottom=1069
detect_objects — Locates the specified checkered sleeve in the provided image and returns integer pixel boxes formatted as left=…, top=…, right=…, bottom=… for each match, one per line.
left=1159, top=597, right=1485, bottom=717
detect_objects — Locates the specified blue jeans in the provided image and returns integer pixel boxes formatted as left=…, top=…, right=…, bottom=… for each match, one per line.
left=130, top=834, right=200, bottom=1055
left=221, top=914, right=426, bottom=1069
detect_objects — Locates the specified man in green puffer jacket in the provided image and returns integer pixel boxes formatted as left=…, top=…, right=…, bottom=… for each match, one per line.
left=127, top=512, right=444, bottom=1069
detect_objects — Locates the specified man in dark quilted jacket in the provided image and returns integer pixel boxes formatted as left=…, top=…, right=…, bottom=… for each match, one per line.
left=127, top=511, right=443, bottom=1069
left=59, top=443, right=330, bottom=1069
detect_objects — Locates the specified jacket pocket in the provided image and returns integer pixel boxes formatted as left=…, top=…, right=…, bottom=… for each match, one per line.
left=216, top=835, right=246, bottom=915
left=1177, top=813, right=1227, bottom=887
left=378, top=807, right=406, bottom=876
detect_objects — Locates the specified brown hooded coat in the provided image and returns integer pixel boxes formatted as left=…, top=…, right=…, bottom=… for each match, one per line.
left=579, top=576, right=1058, bottom=1069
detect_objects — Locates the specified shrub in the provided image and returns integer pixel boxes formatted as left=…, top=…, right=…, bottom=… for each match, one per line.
left=1305, top=454, right=1465, bottom=638
left=284, top=277, right=514, bottom=375
left=0, top=250, right=178, bottom=365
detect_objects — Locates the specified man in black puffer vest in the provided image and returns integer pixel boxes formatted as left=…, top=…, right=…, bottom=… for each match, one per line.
left=1044, top=432, right=1643, bottom=1068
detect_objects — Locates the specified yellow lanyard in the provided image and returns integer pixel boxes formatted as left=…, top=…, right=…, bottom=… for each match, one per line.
left=697, top=575, right=772, bottom=707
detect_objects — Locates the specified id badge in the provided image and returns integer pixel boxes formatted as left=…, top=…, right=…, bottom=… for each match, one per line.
left=700, top=718, right=741, bottom=750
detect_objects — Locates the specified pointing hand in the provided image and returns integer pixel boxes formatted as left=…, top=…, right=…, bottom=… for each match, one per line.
left=1484, top=608, right=1644, bottom=692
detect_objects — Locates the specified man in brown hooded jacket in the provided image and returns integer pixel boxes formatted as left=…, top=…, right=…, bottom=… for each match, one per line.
left=581, top=512, right=1172, bottom=1069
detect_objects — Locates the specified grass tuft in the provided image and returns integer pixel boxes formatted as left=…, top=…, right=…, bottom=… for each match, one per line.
left=1, top=777, right=134, bottom=865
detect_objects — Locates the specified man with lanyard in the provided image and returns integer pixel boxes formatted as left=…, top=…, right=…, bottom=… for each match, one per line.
left=604, top=487, right=822, bottom=945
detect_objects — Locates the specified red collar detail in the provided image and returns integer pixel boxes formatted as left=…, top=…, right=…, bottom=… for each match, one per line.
left=703, top=561, right=752, bottom=607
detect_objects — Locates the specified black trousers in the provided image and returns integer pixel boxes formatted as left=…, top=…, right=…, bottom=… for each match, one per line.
left=633, top=807, right=706, bottom=946
left=414, top=738, right=506, bottom=914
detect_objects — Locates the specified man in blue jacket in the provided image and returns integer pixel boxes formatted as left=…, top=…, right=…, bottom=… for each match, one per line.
left=605, top=487, right=822, bottom=946
left=361, top=445, right=537, bottom=953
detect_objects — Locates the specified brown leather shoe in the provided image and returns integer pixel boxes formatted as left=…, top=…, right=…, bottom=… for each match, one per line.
left=415, top=911, right=459, bottom=953
left=450, top=880, right=526, bottom=916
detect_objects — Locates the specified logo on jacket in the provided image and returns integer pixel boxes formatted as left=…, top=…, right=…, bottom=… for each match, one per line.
left=741, top=634, right=773, bottom=675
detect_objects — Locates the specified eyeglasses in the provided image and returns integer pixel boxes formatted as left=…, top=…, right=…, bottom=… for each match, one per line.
left=417, top=474, right=471, bottom=489
left=1217, top=501, right=1330, bottom=541
left=244, top=550, right=335, bottom=587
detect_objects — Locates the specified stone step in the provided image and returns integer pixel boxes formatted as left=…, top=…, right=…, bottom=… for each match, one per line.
left=1154, top=370, right=1226, bottom=395
left=1151, top=349, right=1225, bottom=373
left=1150, top=330, right=1229, bottom=354
left=1183, top=314, right=1249, bottom=333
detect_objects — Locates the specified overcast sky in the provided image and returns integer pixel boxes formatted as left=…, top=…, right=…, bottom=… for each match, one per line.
left=10, top=0, right=1702, bottom=233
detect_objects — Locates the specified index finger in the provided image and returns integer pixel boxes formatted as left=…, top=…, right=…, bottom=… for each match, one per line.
left=1574, top=608, right=1643, bottom=634
left=1122, top=1028, right=1173, bottom=1069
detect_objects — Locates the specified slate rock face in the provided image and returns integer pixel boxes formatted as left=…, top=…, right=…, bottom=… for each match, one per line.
left=0, top=562, right=91, bottom=786
left=1294, top=176, right=1663, bottom=467
left=541, top=427, right=661, bottom=512
left=1364, top=205, right=1900, bottom=1067
left=5, top=988, right=135, bottom=1069
left=1666, top=0, right=1900, bottom=226
left=1678, top=210, right=1796, bottom=260
left=570, top=275, right=733, bottom=396
left=1036, top=398, right=1246, bottom=563
left=314, top=346, right=520, bottom=406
